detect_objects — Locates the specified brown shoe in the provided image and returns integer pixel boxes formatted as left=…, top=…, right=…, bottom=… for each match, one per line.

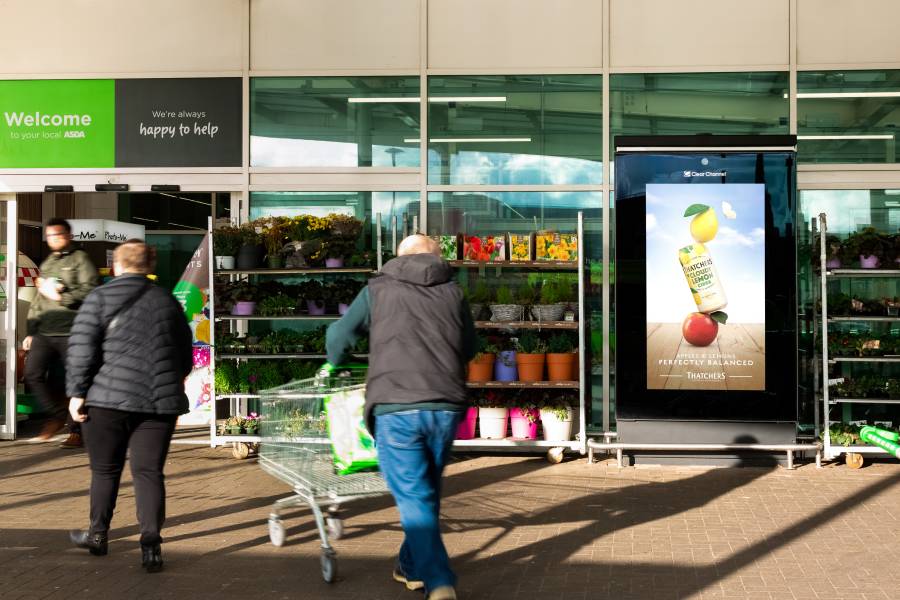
left=34, top=419, right=65, bottom=441
left=60, top=433, right=83, bottom=449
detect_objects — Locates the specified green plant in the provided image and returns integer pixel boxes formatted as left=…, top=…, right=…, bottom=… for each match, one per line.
left=238, top=223, right=261, bottom=247
left=546, top=333, right=576, bottom=354
left=281, top=360, right=320, bottom=382
left=845, top=227, right=889, bottom=261
left=821, top=423, right=861, bottom=446
left=541, top=394, right=572, bottom=420
left=494, top=285, right=514, bottom=305
left=516, top=331, right=547, bottom=354
left=553, top=277, right=576, bottom=303
left=287, top=215, right=329, bottom=242
left=224, top=280, right=258, bottom=303
left=323, top=213, right=364, bottom=258
left=258, top=294, right=298, bottom=316
left=257, top=216, right=290, bottom=255
left=516, top=282, right=537, bottom=305
left=513, top=392, right=540, bottom=423
left=538, top=282, right=560, bottom=305
left=213, top=226, right=242, bottom=256
left=470, top=280, right=490, bottom=304
left=255, top=361, right=284, bottom=391
left=475, top=390, right=505, bottom=408
left=473, top=334, right=499, bottom=360
left=331, top=278, right=365, bottom=305
left=214, top=361, right=238, bottom=394
left=299, top=280, right=325, bottom=303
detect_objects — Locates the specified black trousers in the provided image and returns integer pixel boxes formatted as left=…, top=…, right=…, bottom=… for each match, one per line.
left=24, top=334, right=78, bottom=433
left=82, top=406, right=177, bottom=546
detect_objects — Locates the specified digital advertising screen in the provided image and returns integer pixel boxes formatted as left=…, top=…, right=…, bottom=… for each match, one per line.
left=614, top=138, right=797, bottom=424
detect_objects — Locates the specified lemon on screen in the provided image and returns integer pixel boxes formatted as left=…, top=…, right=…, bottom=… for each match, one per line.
left=690, top=208, right=718, bottom=243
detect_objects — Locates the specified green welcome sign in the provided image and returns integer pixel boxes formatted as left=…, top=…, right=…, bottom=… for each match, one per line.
left=0, top=80, right=115, bottom=168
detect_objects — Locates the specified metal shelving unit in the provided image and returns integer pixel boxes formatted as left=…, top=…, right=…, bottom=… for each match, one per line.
left=216, top=315, right=342, bottom=321
left=818, top=213, right=900, bottom=469
left=450, top=212, right=588, bottom=459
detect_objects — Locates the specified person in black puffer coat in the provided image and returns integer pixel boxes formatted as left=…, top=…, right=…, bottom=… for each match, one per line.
left=65, top=239, right=193, bottom=573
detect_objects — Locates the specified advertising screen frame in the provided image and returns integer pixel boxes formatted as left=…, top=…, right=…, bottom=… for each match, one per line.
left=614, top=135, right=798, bottom=426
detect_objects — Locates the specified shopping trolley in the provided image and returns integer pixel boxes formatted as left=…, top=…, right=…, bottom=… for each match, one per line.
left=258, top=369, right=389, bottom=583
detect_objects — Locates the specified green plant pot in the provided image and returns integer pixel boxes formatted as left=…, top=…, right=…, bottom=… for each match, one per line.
left=226, top=426, right=243, bottom=435
left=267, top=254, right=283, bottom=269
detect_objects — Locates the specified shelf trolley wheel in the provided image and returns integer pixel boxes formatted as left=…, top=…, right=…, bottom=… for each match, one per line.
left=320, top=549, right=338, bottom=583
left=546, top=447, right=565, bottom=464
left=326, top=517, right=344, bottom=540
left=232, top=442, right=252, bottom=460
left=845, top=452, right=864, bottom=469
left=268, top=517, right=286, bottom=547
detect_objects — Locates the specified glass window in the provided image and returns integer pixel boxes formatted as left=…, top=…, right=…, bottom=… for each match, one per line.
left=117, top=192, right=211, bottom=232
left=427, top=75, right=602, bottom=185
left=798, top=70, right=900, bottom=164
left=610, top=72, right=789, bottom=179
left=146, top=233, right=205, bottom=291
left=250, top=191, right=420, bottom=252
left=250, top=77, right=421, bottom=168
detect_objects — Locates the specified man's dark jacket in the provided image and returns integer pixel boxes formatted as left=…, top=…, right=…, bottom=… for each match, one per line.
left=66, top=274, right=193, bottom=415
left=326, top=253, right=476, bottom=432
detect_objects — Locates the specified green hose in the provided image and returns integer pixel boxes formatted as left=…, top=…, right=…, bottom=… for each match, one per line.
left=859, top=426, right=900, bottom=459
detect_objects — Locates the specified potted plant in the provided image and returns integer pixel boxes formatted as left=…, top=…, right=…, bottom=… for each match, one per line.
left=813, top=233, right=844, bottom=269
left=476, top=392, right=508, bottom=439
left=509, top=393, right=540, bottom=439
left=539, top=396, right=574, bottom=441
left=258, top=293, right=298, bottom=317
left=456, top=405, right=479, bottom=440
left=490, top=285, right=523, bottom=322
left=323, top=214, right=363, bottom=268
left=468, top=280, right=490, bottom=321
left=332, top=278, right=363, bottom=315
left=214, top=361, right=238, bottom=394
left=546, top=333, right=577, bottom=381
left=222, top=415, right=244, bottom=436
left=845, top=227, right=889, bottom=268
left=300, top=280, right=327, bottom=315
left=260, top=216, right=289, bottom=269
left=235, top=223, right=265, bottom=269
left=493, top=339, right=518, bottom=382
left=516, top=282, right=537, bottom=316
left=467, top=334, right=497, bottom=382
left=532, top=281, right=564, bottom=321
left=515, top=332, right=547, bottom=382
left=226, top=281, right=258, bottom=316
left=243, top=413, right=260, bottom=436
left=555, top=277, right=577, bottom=317
left=213, top=226, right=241, bottom=270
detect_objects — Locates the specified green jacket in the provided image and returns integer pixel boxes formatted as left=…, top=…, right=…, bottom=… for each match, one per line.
left=27, top=246, right=100, bottom=336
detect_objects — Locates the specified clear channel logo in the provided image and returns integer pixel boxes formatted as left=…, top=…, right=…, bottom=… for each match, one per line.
left=683, top=169, right=726, bottom=177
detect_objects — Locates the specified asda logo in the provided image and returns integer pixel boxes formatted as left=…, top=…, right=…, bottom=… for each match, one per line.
left=4, top=111, right=93, bottom=127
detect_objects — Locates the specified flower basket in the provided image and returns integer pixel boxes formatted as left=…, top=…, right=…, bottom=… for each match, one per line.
left=509, top=407, right=539, bottom=439
left=490, top=304, right=524, bottom=322
left=531, top=303, right=565, bottom=321
left=456, top=407, right=478, bottom=440
left=478, top=407, right=508, bottom=439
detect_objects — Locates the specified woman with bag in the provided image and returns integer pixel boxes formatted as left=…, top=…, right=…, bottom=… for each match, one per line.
left=65, top=240, right=193, bottom=572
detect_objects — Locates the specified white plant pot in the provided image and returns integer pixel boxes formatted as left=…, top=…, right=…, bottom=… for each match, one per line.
left=216, top=255, right=235, bottom=270
left=478, top=407, right=509, bottom=440
left=540, top=407, right=573, bottom=441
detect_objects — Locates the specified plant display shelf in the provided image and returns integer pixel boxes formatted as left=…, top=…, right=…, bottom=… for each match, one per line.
left=450, top=260, right=577, bottom=270
left=216, top=268, right=375, bottom=276
left=826, top=269, right=900, bottom=278
left=215, top=315, right=341, bottom=321
left=453, top=438, right=583, bottom=454
left=817, top=213, right=900, bottom=469
left=466, top=381, right=579, bottom=389
left=216, top=354, right=369, bottom=360
left=475, top=321, right=578, bottom=330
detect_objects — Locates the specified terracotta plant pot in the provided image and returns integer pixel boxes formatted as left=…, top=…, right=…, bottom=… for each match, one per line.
left=456, top=406, right=478, bottom=440
left=515, top=353, right=545, bottom=382
left=546, top=352, right=576, bottom=381
left=467, top=353, right=496, bottom=382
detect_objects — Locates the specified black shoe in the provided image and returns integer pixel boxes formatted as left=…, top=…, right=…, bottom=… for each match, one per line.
left=69, top=530, right=108, bottom=556
left=141, top=544, right=163, bottom=573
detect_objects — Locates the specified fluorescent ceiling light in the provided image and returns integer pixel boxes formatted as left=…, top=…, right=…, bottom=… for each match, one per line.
left=428, top=96, right=507, bottom=103
left=429, top=137, right=532, bottom=143
left=798, top=134, right=894, bottom=140
left=797, top=92, right=900, bottom=99
left=347, top=97, right=420, bottom=103
left=348, top=96, right=506, bottom=103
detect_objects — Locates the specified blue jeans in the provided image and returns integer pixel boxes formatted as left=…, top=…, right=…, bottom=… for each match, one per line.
left=375, top=409, right=461, bottom=592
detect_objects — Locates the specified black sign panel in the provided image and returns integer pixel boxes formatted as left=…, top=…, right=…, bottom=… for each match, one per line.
left=115, top=78, right=241, bottom=167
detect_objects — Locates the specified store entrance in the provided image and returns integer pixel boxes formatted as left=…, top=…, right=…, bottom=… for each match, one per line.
left=0, top=196, right=19, bottom=440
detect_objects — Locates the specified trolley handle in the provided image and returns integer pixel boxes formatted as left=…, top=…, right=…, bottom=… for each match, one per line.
left=315, top=362, right=367, bottom=385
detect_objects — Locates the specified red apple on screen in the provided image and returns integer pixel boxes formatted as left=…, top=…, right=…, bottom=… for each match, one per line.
left=682, top=312, right=718, bottom=347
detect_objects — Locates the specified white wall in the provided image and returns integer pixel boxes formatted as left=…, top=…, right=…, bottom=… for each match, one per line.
left=250, top=0, right=420, bottom=72
left=427, top=0, right=603, bottom=71
left=0, top=0, right=244, bottom=75
left=797, top=0, right=900, bottom=67
left=610, top=0, right=789, bottom=70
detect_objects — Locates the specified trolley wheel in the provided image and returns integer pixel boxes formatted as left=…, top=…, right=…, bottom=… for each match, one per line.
left=232, top=442, right=252, bottom=460
left=546, top=447, right=565, bottom=464
left=321, top=550, right=337, bottom=583
left=268, top=518, right=286, bottom=547
left=846, top=452, right=864, bottom=469
left=326, top=517, right=344, bottom=540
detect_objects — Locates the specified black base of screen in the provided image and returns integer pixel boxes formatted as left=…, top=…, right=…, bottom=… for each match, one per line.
left=618, top=419, right=797, bottom=445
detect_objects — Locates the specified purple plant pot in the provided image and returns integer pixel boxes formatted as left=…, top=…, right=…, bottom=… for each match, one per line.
left=325, top=257, right=345, bottom=268
left=494, top=351, right=518, bottom=382
left=825, top=258, right=842, bottom=269
left=455, top=407, right=478, bottom=440
left=509, top=407, right=539, bottom=439
left=338, top=303, right=350, bottom=316
left=307, top=300, right=327, bottom=316
left=860, top=254, right=880, bottom=269
left=231, top=301, right=256, bottom=316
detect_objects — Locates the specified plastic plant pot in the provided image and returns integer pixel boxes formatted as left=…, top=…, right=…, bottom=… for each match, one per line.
left=307, top=300, right=327, bottom=316
left=509, top=407, right=539, bottom=439
left=325, top=257, right=345, bottom=268
left=539, top=407, right=573, bottom=441
left=494, top=351, right=518, bottom=382
left=455, top=407, right=478, bottom=440
left=231, top=301, right=256, bottom=316
left=478, top=407, right=508, bottom=439
left=860, top=254, right=880, bottom=269
left=338, top=303, right=350, bottom=316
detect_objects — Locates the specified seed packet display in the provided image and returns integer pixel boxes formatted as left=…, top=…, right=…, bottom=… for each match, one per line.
left=463, top=234, right=506, bottom=261
left=508, top=233, right=533, bottom=261
left=535, top=232, right=577, bottom=262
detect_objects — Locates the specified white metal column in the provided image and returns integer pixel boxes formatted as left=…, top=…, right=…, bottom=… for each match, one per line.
left=1, top=196, right=18, bottom=440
